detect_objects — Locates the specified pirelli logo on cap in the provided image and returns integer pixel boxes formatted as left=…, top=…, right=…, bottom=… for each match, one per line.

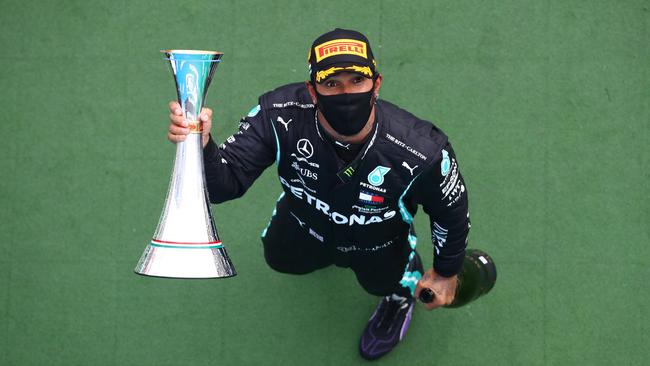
left=314, top=39, right=368, bottom=62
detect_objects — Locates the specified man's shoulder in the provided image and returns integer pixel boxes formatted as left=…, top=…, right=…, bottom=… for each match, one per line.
left=378, top=100, right=448, bottom=158
left=260, top=82, right=315, bottom=110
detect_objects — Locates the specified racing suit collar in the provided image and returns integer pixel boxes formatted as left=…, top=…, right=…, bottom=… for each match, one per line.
left=333, top=104, right=383, bottom=182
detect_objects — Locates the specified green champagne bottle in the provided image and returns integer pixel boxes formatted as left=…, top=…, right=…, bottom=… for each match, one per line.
left=419, top=249, right=497, bottom=308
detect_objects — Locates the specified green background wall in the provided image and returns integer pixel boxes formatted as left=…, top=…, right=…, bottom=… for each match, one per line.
left=1, top=0, right=648, bottom=365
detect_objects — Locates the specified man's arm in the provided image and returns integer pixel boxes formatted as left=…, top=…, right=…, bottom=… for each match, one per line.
left=168, top=101, right=276, bottom=203
left=412, top=142, right=470, bottom=308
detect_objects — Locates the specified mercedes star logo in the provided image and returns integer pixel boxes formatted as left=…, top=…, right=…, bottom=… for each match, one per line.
left=297, top=139, right=314, bottom=158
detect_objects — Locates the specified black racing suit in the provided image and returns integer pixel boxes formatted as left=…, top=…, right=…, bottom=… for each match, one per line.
left=203, top=82, right=470, bottom=297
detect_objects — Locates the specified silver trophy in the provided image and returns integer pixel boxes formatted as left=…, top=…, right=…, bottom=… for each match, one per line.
left=134, top=50, right=236, bottom=279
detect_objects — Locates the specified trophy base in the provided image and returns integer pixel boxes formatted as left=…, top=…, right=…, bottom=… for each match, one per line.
left=134, top=240, right=236, bottom=279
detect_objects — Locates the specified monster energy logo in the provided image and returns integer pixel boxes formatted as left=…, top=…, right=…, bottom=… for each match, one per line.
left=343, top=167, right=355, bottom=177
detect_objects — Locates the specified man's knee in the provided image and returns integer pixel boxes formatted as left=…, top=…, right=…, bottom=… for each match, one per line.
left=263, top=250, right=324, bottom=275
left=352, top=249, right=423, bottom=297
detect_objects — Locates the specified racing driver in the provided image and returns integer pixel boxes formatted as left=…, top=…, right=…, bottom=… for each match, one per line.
left=167, top=28, right=478, bottom=360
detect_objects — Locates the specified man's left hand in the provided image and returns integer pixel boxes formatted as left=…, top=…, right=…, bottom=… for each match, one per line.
left=414, top=268, right=458, bottom=310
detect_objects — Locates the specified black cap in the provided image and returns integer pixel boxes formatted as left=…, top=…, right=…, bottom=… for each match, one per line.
left=308, top=28, right=377, bottom=83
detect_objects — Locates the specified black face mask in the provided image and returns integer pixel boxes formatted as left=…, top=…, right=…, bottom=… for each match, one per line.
left=315, top=88, right=374, bottom=136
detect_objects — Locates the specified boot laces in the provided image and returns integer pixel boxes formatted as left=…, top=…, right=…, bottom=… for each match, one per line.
left=377, top=296, right=408, bottom=330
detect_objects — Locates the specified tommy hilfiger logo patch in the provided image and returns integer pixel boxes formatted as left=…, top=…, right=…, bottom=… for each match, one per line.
left=359, top=191, right=384, bottom=205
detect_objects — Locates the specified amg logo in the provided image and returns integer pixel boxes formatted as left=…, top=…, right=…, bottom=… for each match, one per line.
left=309, top=228, right=324, bottom=242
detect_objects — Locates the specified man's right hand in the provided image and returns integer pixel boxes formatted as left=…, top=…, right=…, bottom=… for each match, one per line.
left=167, top=101, right=213, bottom=148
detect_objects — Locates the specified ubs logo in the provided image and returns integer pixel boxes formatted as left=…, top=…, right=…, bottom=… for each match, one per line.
left=291, top=162, right=318, bottom=180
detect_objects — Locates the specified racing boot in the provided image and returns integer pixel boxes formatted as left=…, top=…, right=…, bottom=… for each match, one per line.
left=359, top=294, right=414, bottom=360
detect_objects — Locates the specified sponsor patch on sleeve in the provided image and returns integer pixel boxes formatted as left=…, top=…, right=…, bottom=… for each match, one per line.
left=441, top=149, right=451, bottom=176
left=247, top=104, right=261, bottom=117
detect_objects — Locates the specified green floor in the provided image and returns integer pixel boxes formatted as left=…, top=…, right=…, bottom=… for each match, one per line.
left=1, top=1, right=648, bottom=365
